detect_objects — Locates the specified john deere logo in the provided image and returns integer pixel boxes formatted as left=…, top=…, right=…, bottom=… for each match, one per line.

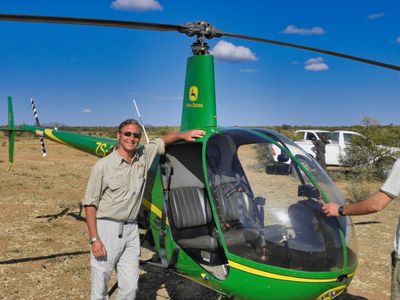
left=189, top=86, right=198, bottom=101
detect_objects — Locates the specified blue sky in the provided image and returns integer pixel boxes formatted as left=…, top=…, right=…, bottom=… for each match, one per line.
left=0, top=0, right=399, bottom=127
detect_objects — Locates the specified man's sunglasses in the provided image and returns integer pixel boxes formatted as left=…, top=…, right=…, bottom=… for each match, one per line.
left=122, top=131, right=141, bottom=138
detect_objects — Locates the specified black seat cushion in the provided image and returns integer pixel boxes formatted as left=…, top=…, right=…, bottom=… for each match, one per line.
left=168, top=187, right=218, bottom=251
left=178, top=235, right=219, bottom=250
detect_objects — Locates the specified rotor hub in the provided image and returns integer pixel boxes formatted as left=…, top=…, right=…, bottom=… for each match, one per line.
left=180, top=21, right=222, bottom=55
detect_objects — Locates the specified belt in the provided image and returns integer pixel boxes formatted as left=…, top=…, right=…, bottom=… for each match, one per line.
left=119, top=219, right=136, bottom=238
left=123, top=219, right=136, bottom=225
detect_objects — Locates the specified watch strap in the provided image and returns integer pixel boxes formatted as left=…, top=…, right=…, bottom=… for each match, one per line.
left=89, top=236, right=100, bottom=244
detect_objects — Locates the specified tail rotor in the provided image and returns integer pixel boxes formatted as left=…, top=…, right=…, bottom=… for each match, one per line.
left=30, top=97, right=47, bottom=158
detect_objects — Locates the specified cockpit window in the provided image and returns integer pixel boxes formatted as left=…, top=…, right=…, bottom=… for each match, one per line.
left=205, top=129, right=357, bottom=272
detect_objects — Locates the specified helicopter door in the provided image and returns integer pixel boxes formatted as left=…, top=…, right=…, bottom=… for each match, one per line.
left=160, top=143, right=225, bottom=266
left=205, top=130, right=357, bottom=272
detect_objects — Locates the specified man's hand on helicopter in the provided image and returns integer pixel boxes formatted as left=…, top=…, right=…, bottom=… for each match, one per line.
left=321, top=191, right=394, bottom=218
left=321, top=202, right=340, bottom=217
left=162, top=129, right=206, bottom=145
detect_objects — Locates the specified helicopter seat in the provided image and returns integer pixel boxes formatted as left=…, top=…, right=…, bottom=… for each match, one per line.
left=213, top=176, right=259, bottom=247
left=169, top=186, right=220, bottom=264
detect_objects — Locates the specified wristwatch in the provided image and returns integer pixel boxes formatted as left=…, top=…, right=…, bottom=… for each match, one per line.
left=338, top=205, right=345, bottom=216
left=89, top=236, right=100, bottom=244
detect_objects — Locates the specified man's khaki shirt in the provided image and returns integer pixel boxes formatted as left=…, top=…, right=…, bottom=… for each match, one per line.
left=82, top=138, right=165, bottom=221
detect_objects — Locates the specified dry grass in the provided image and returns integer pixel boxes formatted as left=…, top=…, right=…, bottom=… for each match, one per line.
left=0, top=138, right=218, bottom=300
left=0, top=137, right=397, bottom=299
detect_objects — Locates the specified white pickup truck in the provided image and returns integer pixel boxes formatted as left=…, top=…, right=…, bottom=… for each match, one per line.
left=293, top=129, right=366, bottom=166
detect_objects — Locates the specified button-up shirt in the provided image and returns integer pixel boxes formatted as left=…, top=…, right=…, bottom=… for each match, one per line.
left=380, top=158, right=400, bottom=254
left=82, top=138, right=165, bottom=221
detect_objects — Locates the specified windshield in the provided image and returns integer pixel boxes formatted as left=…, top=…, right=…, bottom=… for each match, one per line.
left=205, top=129, right=357, bottom=272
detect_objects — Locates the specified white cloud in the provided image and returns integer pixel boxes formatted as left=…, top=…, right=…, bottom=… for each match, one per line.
left=210, top=40, right=257, bottom=62
left=304, top=57, right=329, bottom=71
left=282, top=25, right=325, bottom=36
left=240, top=68, right=258, bottom=73
left=111, top=0, right=162, bottom=12
left=368, top=12, right=384, bottom=20
left=82, top=109, right=92, bottom=113
left=396, top=36, right=400, bottom=44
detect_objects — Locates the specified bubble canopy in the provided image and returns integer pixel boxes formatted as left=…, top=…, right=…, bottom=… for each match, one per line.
left=205, top=128, right=357, bottom=272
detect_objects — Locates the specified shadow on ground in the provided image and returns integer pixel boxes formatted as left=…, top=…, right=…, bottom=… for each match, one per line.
left=340, top=292, right=368, bottom=300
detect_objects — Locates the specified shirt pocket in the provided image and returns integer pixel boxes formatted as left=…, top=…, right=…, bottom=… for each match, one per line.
left=108, top=178, right=129, bottom=203
left=136, top=162, right=146, bottom=179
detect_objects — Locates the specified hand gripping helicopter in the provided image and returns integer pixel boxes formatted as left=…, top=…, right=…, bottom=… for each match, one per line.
left=1, top=14, right=399, bottom=300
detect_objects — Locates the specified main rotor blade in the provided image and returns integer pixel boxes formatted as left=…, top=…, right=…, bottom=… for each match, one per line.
left=0, top=14, right=183, bottom=33
left=223, top=32, right=400, bottom=71
left=1, top=14, right=398, bottom=71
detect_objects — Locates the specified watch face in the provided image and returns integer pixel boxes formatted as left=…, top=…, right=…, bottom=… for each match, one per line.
left=338, top=206, right=344, bottom=216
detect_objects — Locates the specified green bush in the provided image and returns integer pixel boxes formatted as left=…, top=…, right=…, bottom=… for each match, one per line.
left=343, top=179, right=373, bottom=203
left=339, top=136, right=397, bottom=181
left=253, top=143, right=274, bottom=172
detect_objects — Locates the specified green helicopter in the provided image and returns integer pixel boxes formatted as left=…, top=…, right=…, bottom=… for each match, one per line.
left=1, top=14, right=400, bottom=300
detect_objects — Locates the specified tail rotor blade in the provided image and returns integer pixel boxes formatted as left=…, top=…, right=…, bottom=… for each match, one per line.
left=31, top=97, right=41, bottom=126
left=39, top=136, right=47, bottom=158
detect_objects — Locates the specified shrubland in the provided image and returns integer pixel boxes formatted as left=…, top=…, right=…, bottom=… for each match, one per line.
left=3, top=124, right=399, bottom=203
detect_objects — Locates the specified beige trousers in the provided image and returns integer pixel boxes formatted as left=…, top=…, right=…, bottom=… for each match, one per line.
left=90, top=219, right=140, bottom=300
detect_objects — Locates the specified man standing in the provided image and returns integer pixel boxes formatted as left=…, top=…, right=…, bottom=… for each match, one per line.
left=321, top=158, right=400, bottom=300
left=82, top=119, right=205, bottom=299
left=313, top=133, right=329, bottom=171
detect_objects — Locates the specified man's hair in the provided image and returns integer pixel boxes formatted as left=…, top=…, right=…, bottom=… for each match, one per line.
left=118, top=119, right=141, bottom=133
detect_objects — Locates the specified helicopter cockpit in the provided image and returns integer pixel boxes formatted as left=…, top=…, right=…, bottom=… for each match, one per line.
left=205, top=129, right=357, bottom=272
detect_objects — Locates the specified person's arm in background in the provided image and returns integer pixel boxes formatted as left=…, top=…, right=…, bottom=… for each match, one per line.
left=322, top=158, right=400, bottom=217
left=322, top=191, right=394, bottom=217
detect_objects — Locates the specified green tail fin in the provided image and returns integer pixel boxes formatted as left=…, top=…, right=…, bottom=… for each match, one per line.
left=7, top=96, right=15, bottom=167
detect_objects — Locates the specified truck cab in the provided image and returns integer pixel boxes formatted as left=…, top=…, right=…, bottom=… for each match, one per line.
left=327, top=130, right=366, bottom=165
left=294, top=130, right=331, bottom=142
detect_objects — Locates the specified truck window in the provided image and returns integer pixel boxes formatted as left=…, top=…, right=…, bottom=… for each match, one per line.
left=331, top=132, right=339, bottom=144
left=316, top=132, right=331, bottom=140
left=343, top=134, right=354, bottom=145
left=306, top=132, right=317, bottom=141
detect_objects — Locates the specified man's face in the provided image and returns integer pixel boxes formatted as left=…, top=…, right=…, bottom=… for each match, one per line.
left=117, top=124, right=141, bottom=154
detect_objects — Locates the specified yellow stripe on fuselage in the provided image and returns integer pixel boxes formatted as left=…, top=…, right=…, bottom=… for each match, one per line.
left=142, top=198, right=168, bottom=225
left=228, top=260, right=350, bottom=283
left=44, top=129, right=68, bottom=146
left=143, top=199, right=162, bottom=218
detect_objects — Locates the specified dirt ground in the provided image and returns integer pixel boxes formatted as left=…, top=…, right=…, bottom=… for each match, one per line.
left=0, top=138, right=398, bottom=299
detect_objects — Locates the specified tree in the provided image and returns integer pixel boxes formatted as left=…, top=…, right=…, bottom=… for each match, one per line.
left=360, top=115, right=380, bottom=128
